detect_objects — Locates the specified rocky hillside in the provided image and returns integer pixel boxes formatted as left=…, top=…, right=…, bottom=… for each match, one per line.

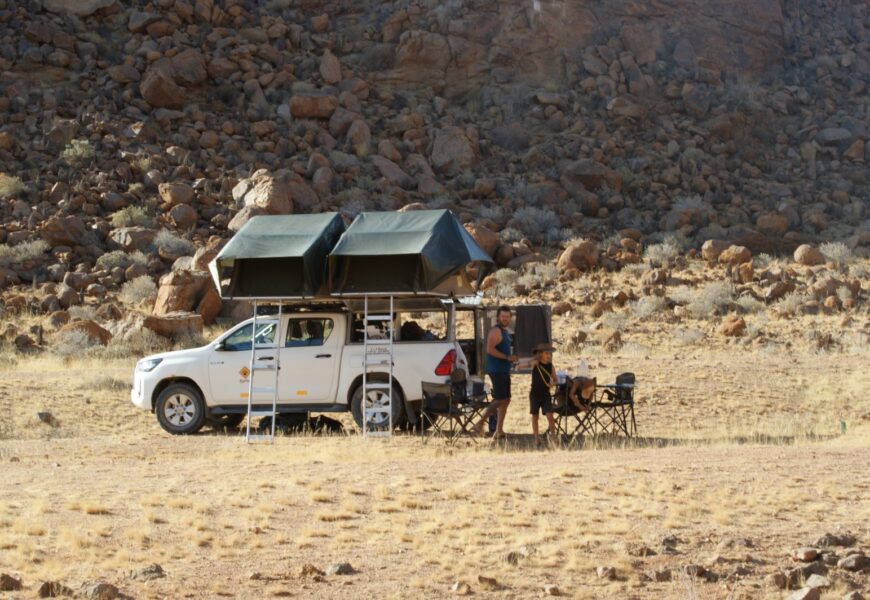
left=0, top=0, right=867, bottom=348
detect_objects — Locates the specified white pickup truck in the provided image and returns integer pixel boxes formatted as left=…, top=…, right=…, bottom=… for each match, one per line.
left=131, top=302, right=473, bottom=435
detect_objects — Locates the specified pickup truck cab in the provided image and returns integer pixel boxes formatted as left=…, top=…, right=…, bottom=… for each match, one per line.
left=131, top=302, right=470, bottom=435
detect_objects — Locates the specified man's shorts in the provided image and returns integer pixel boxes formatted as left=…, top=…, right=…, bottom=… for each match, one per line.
left=488, top=372, right=511, bottom=401
left=529, top=393, right=553, bottom=415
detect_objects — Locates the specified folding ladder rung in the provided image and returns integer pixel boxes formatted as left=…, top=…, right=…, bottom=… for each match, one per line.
left=365, top=383, right=391, bottom=390
left=251, top=386, right=275, bottom=394
left=248, top=410, right=275, bottom=418
left=366, top=315, right=392, bottom=322
left=364, top=359, right=391, bottom=367
left=364, top=338, right=392, bottom=345
left=252, top=364, right=277, bottom=371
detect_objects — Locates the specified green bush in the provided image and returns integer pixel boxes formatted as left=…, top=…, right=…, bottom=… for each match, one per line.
left=0, top=239, right=49, bottom=266
left=111, top=206, right=152, bottom=228
left=96, top=250, right=148, bottom=271
left=61, top=139, right=95, bottom=162
left=0, top=173, right=26, bottom=197
left=155, top=230, right=195, bottom=256
left=120, top=276, right=157, bottom=305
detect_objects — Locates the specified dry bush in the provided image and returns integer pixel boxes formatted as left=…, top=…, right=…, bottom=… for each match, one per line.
left=631, top=295, right=666, bottom=319
left=673, top=327, right=704, bottom=345
left=517, top=263, right=559, bottom=289
left=97, top=329, right=171, bottom=359
left=671, top=282, right=733, bottom=318
left=735, top=294, right=765, bottom=314
left=477, top=205, right=505, bottom=223
left=492, top=268, right=518, bottom=298
left=777, top=291, right=810, bottom=314
left=498, top=227, right=524, bottom=243
left=820, top=242, right=853, bottom=271
left=512, top=206, right=560, bottom=243
left=643, top=237, right=681, bottom=267
left=61, top=139, right=95, bottom=162
left=155, top=230, right=195, bottom=256
left=111, top=206, right=151, bottom=228
left=53, top=329, right=100, bottom=358
left=0, top=173, right=26, bottom=197
left=96, top=250, right=148, bottom=271
left=68, top=306, right=97, bottom=320
left=119, top=275, right=157, bottom=305
left=0, top=239, right=49, bottom=266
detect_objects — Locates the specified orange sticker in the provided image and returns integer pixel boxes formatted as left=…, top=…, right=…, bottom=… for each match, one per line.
left=239, top=366, right=250, bottom=379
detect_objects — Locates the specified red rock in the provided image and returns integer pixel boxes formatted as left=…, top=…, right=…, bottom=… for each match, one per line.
left=289, top=94, right=338, bottom=119
left=718, top=315, right=746, bottom=337
left=793, top=244, right=824, bottom=266
left=718, top=245, right=752, bottom=266
left=557, top=242, right=599, bottom=272
left=158, top=182, right=194, bottom=206
left=40, top=215, right=86, bottom=247
left=59, top=319, right=112, bottom=345
left=701, top=239, right=731, bottom=262
left=430, top=127, right=478, bottom=175
left=143, top=312, right=203, bottom=339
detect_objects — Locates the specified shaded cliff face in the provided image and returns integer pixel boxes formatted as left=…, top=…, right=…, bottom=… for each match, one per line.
left=366, top=0, right=785, bottom=97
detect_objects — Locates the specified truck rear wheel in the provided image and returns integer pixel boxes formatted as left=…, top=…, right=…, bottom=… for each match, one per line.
left=350, top=382, right=405, bottom=432
left=155, top=383, right=206, bottom=435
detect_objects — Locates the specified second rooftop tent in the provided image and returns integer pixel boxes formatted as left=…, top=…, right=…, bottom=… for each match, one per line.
left=327, top=209, right=494, bottom=296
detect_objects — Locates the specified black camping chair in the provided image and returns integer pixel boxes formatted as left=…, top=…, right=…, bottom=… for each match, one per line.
left=420, top=374, right=488, bottom=444
left=591, top=372, right=637, bottom=437
left=553, top=380, right=596, bottom=446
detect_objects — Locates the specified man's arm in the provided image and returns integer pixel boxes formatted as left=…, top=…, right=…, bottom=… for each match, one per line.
left=486, top=327, right=503, bottom=358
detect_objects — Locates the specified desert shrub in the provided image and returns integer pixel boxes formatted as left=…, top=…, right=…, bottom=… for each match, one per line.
left=54, top=329, right=99, bottom=358
left=111, top=205, right=151, bottom=228
left=120, top=275, right=157, bottom=305
left=492, top=268, right=518, bottom=298
left=644, top=237, right=681, bottom=267
left=735, top=294, right=765, bottom=314
left=498, top=227, right=524, bottom=243
left=512, top=206, right=560, bottom=243
left=0, top=239, right=49, bottom=265
left=673, top=328, right=704, bottom=345
left=836, top=287, right=853, bottom=303
left=155, top=230, right=195, bottom=256
left=68, top=305, right=97, bottom=321
left=96, top=250, right=148, bottom=271
left=673, top=282, right=733, bottom=318
left=0, top=173, right=26, bottom=197
left=849, top=263, right=868, bottom=279
left=97, top=329, right=171, bottom=359
left=61, top=139, right=95, bottom=162
left=777, top=291, right=810, bottom=314
left=517, top=263, right=559, bottom=289
left=631, top=295, right=666, bottom=319
left=600, top=310, right=628, bottom=331
left=478, top=205, right=505, bottom=223
left=820, top=242, right=853, bottom=270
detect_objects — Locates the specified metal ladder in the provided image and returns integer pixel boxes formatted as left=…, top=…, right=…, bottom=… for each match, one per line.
left=245, top=301, right=281, bottom=443
left=362, top=295, right=394, bottom=438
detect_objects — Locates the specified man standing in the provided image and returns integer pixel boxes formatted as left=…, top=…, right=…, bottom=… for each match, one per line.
left=474, top=306, right=517, bottom=438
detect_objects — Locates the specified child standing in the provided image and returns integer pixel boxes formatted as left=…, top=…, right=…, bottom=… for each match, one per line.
left=530, top=343, right=557, bottom=446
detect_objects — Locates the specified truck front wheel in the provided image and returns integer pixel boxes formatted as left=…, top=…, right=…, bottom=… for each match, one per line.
left=155, top=383, right=207, bottom=435
left=350, top=382, right=405, bottom=432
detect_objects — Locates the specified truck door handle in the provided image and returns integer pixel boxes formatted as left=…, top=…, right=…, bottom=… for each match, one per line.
left=315, top=354, right=331, bottom=358
left=259, top=356, right=274, bottom=361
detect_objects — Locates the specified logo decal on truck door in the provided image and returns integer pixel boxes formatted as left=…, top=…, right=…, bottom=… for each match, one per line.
left=239, top=366, right=250, bottom=379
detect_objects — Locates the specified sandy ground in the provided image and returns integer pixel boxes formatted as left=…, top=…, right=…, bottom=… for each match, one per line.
left=0, top=330, right=868, bottom=599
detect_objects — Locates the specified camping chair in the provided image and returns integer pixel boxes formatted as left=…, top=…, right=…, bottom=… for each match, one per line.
left=420, top=375, right=488, bottom=444
left=552, top=382, right=595, bottom=446
left=591, top=373, right=637, bottom=437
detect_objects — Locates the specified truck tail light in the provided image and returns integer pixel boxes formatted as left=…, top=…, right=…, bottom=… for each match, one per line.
left=434, top=349, right=456, bottom=376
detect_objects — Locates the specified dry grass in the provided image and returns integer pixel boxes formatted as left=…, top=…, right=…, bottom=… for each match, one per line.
left=0, top=262, right=867, bottom=598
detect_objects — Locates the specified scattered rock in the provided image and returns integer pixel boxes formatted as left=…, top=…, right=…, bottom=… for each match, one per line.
left=794, top=244, right=825, bottom=266
left=59, top=319, right=112, bottom=345
left=80, top=582, right=121, bottom=600
left=596, top=566, right=616, bottom=580
left=476, top=575, right=500, bottom=590
left=130, top=563, right=165, bottom=581
left=792, top=547, right=820, bottom=562
left=701, top=239, right=732, bottom=262
left=450, top=580, right=471, bottom=595
left=557, top=241, right=599, bottom=272
left=837, top=554, right=868, bottom=571
left=38, top=581, right=74, bottom=598
left=298, top=563, right=325, bottom=579
left=718, top=245, right=752, bottom=266
left=543, top=583, right=560, bottom=596
left=815, top=533, right=856, bottom=547
left=718, top=315, right=746, bottom=337
left=787, top=588, right=821, bottom=600
left=0, top=574, right=22, bottom=591
left=804, top=574, right=830, bottom=589
left=653, top=568, right=672, bottom=582
left=326, top=562, right=355, bottom=576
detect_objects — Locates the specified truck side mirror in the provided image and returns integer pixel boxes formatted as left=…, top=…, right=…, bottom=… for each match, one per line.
left=214, top=340, right=226, bottom=351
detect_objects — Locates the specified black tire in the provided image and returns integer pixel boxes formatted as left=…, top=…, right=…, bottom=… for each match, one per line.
left=207, top=414, right=245, bottom=430
left=350, top=381, right=405, bottom=432
left=155, top=383, right=207, bottom=435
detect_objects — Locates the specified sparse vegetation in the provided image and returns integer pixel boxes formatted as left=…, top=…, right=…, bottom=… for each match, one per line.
left=512, top=206, right=559, bottom=243
left=671, top=282, right=733, bottom=318
left=777, top=291, right=811, bottom=314
left=61, top=139, right=95, bottom=162
left=631, top=295, right=666, bottom=319
left=644, top=237, right=681, bottom=267
left=0, top=240, right=49, bottom=266
left=53, top=329, right=99, bottom=358
left=0, top=173, right=26, bottom=197
left=820, top=241, right=853, bottom=271
left=154, top=230, right=195, bottom=256
left=119, top=275, right=157, bottom=305
left=95, top=250, right=148, bottom=271
left=111, top=206, right=152, bottom=228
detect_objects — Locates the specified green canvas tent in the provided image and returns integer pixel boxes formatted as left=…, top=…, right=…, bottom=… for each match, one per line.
left=210, top=213, right=346, bottom=299
left=327, top=210, right=493, bottom=296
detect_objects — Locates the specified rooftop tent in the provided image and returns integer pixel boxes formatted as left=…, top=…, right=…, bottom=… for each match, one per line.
left=210, top=213, right=346, bottom=299
left=327, top=209, right=493, bottom=296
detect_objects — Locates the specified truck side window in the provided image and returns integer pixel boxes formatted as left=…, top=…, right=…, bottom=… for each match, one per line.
left=286, top=318, right=334, bottom=347
left=222, top=321, right=276, bottom=351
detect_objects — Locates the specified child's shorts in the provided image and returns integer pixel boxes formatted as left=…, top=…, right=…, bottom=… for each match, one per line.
left=529, top=393, right=553, bottom=415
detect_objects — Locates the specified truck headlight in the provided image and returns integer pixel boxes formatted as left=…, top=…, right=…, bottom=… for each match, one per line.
left=137, top=358, right=163, bottom=372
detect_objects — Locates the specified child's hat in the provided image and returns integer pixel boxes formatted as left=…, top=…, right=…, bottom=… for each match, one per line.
left=533, top=342, right=555, bottom=354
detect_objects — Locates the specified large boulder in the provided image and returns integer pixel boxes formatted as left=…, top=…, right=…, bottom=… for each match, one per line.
left=41, top=215, right=86, bottom=247
left=464, top=223, right=500, bottom=258
left=158, top=182, right=194, bottom=206
left=289, top=94, right=338, bottom=118
left=228, top=206, right=267, bottom=232
left=59, top=319, right=112, bottom=345
left=430, top=127, right=478, bottom=175
left=793, top=244, right=824, bottom=266
left=718, top=245, right=752, bottom=266
left=172, top=48, right=207, bottom=86
left=43, top=0, right=113, bottom=16
left=557, top=241, right=599, bottom=272
left=560, top=159, right=621, bottom=194
left=140, top=62, right=184, bottom=109
left=371, top=156, right=413, bottom=188
left=108, top=227, right=156, bottom=252
left=153, top=270, right=212, bottom=315
left=701, top=239, right=731, bottom=262
left=143, top=312, right=203, bottom=340
left=234, top=174, right=293, bottom=215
